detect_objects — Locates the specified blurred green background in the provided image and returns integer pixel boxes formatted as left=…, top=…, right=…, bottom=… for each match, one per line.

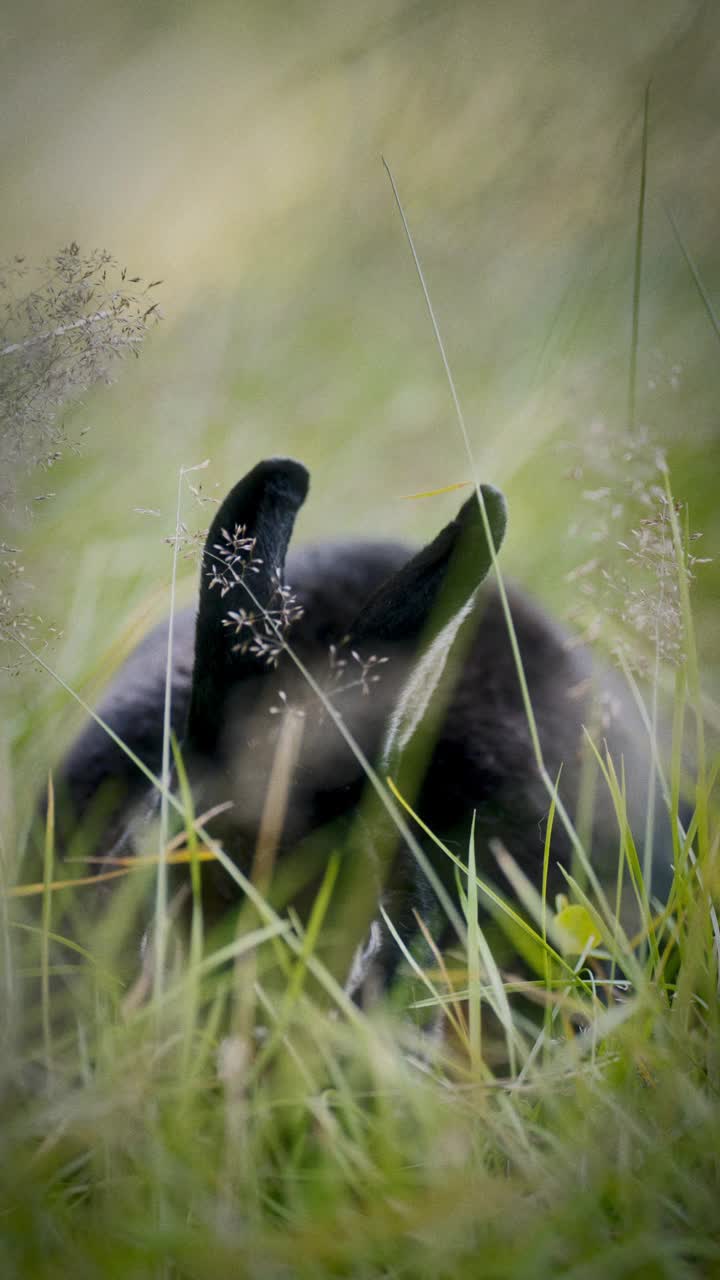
left=2, top=0, right=719, bottom=828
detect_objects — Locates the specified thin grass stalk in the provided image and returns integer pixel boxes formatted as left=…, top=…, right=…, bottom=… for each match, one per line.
left=628, top=81, right=650, bottom=432
left=233, top=714, right=319, bottom=1039
left=0, top=819, right=16, bottom=1041
left=8, top=865, right=150, bottom=896
left=11, top=920, right=121, bottom=992
left=155, top=461, right=200, bottom=1003
left=41, top=772, right=55, bottom=1074
left=573, top=705, right=602, bottom=888
left=665, top=203, right=720, bottom=344
left=669, top=594, right=688, bottom=874
left=171, top=734, right=203, bottom=965
left=231, top=726, right=296, bottom=1041
left=620, top=751, right=656, bottom=965
left=457, top=884, right=523, bottom=1074
left=381, top=156, right=543, bottom=774
left=611, top=804, right=628, bottom=989
left=615, top=652, right=673, bottom=816
left=253, top=980, right=317, bottom=1090
left=466, top=811, right=482, bottom=1070
left=642, top=587, right=663, bottom=903
left=171, top=734, right=203, bottom=1082
left=662, top=469, right=708, bottom=860
left=251, top=852, right=341, bottom=1083
left=379, top=904, right=472, bottom=1049
left=382, top=156, right=611, bottom=917
left=581, top=734, right=657, bottom=974
left=252, top=710, right=304, bottom=901
left=541, top=775, right=559, bottom=1055
left=416, top=904, right=471, bottom=1047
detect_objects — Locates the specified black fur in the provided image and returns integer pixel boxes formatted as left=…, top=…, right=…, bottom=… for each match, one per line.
left=50, top=535, right=412, bottom=858
left=48, top=457, right=674, bottom=979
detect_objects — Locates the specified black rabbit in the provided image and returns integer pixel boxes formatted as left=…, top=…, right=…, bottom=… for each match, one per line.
left=48, top=457, right=673, bottom=981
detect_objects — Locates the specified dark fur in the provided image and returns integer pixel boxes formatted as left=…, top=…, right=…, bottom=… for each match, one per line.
left=52, top=536, right=412, bottom=859
left=48, top=458, right=673, bottom=979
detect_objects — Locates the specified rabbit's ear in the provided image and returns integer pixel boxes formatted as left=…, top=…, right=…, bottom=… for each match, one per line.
left=348, top=485, right=507, bottom=650
left=186, top=458, right=309, bottom=753
left=348, top=485, right=507, bottom=770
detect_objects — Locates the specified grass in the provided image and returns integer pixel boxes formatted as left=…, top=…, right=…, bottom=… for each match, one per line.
left=2, top=1, right=720, bottom=1274
left=1, top=647, right=718, bottom=1278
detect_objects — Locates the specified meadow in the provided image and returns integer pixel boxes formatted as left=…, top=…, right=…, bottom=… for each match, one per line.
left=1, top=2, right=719, bottom=1275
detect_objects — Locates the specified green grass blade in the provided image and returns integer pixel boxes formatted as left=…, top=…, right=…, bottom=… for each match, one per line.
left=41, top=773, right=55, bottom=1075
left=628, top=81, right=650, bottom=431
left=666, top=203, right=720, bottom=344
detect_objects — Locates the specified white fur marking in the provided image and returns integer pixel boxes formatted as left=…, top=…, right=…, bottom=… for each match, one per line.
left=382, top=596, right=474, bottom=765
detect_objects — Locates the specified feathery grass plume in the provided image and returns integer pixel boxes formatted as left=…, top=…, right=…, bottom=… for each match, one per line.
left=562, top=420, right=711, bottom=672
left=0, top=245, right=161, bottom=670
left=0, top=244, right=161, bottom=505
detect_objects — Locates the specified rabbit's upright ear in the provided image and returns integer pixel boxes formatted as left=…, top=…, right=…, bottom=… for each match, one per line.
left=349, top=485, right=506, bottom=649
left=186, top=458, right=309, bottom=753
left=347, top=485, right=507, bottom=767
